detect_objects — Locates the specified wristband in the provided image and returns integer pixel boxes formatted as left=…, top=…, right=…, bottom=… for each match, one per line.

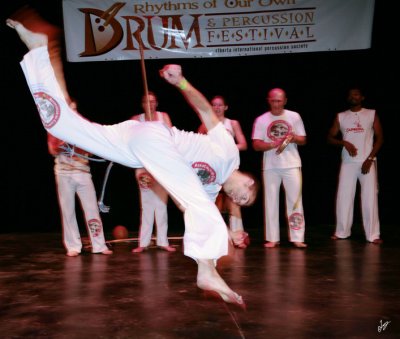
left=367, top=157, right=376, bottom=161
left=178, top=78, right=188, bottom=90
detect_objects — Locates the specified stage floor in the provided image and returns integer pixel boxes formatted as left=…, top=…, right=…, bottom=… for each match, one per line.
left=0, top=225, right=399, bottom=338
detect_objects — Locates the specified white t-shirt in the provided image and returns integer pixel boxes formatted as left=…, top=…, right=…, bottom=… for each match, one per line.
left=132, top=111, right=168, bottom=124
left=252, top=109, right=306, bottom=170
left=172, top=122, right=239, bottom=201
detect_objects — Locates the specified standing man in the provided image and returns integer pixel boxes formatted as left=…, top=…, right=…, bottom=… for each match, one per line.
left=327, top=87, right=383, bottom=244
left=252, top=88, right=307, bottom=248
left=131, top=92, right=176, bottom=253
left=48, top=123, right=112, bottom=256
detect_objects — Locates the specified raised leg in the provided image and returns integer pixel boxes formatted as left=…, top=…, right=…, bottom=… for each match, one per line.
left=6, top=19, right=47, bottom=50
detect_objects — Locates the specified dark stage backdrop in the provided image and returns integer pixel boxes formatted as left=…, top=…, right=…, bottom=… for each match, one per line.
left=1, top=1, right=397, bottom=238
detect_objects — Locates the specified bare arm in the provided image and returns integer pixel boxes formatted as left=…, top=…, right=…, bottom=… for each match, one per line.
left=252, top=139, right=278, bottom=152
left=231, top=120, right=247, bottom=151
left=290, top=134, right=307, bottom=145
left=47, top=133, right=64, bottom=155
left=327, top=114, right=357, bottom=156
left=162, top=112, right=173, bottom=128
left=160, top=65, right=219, bottom=131
left=198, top=123, right=207, bottom=135
left=369, top=114, right=384, bottom=158
left=361, top=114, right=384, bottom=174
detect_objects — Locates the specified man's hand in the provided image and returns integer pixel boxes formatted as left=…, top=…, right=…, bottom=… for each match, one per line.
left=159, top=64, right=183, bottom=86
left=229, top=230, right=250, bottom=248
left=276, top=134, right=293, bottom=155
left=344, top=141, right=357, bottom=157
left=361, top=159, right=374, bottom=174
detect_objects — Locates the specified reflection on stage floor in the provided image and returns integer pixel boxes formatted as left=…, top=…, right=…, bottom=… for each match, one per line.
left=0, top=225, right=399, bottom=338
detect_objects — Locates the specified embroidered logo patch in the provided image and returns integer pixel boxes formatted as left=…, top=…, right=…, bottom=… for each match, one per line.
left=289, top=212, right=304, bottom=231
left=88, top=219, right=102, bottom=237
left=192, top=162, right=216, bottom=185
left=33, top=91, right=60, bottom=128
left=138, top=173, right=154, bottom=190
left=267, top=120, right=292, bottom=141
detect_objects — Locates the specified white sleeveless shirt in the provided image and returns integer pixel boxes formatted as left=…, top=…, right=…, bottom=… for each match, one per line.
left=338, top=108, right=375, bottom=163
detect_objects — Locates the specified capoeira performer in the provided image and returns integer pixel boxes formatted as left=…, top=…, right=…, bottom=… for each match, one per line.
left=198, top=95, right=249, bottom=247
left=327, top=87, right=384, bottom=244
left=131, top=93, right=176, bottom=253
left=7, top=19, right=257, bottom=306
left=48, top=131, right=112, bottom=256
left=252, top=88, right=307, bottom=248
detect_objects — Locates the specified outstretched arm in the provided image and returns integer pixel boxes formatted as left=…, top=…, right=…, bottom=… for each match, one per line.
left=160, top=65, right=219, bottom=131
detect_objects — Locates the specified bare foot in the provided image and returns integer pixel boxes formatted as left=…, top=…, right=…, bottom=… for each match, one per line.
left=132, top=246, right=147, bottom=253
left=66, top=250, right=79, bottom=257
left=196, top=259, right=245, bottom=308
left=331, top=235, right=349, bottom=240
left=371, top=239, right=383, bottom=245
left=101, top=249, right=113, bottom=255
left=158, top=245, right=177, bottom=252
left=264, top=241, right=279, bottom=248
left=6, top=18, right=48, bottom=50
left=293, top=242, right=307, bottom=248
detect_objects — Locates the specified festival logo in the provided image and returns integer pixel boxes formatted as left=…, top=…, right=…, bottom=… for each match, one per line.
left=289, top=212, right=304, bottom=231
left=88, top=219, right=102, bottom=237
left=345, top=115, right=364, bottom=134
left=192, top=162, right=216, bottom=185
left=33, top=91, right=60, bottom=128
left=138, top=173, right=154, bottom=190
left=79, top=2, right=203, bottom=57
left=267, top=120, right=292, bottom=141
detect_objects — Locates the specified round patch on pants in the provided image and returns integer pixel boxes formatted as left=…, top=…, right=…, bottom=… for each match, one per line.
left=88, top=219, right=102, bottom=237
left=138, top=173, right=154, bottom=190
left=289, top=212, right=304, bottom=231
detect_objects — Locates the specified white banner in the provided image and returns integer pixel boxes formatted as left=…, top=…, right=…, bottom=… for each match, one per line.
left=62, top=0, right=375, bottom=62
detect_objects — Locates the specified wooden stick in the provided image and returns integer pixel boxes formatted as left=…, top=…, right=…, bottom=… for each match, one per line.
left=134, top=32, right=152, bottom=121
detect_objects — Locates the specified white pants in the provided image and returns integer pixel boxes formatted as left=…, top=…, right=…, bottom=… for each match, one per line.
left=55, top=172, right=108, bottom=253
left=21, top=47, right=228, bottom=260
left=263, top=167, right=305, bottom=242
left=335, top=162, right=380, bottom=242
left=137, top=176, right=170, bottom=247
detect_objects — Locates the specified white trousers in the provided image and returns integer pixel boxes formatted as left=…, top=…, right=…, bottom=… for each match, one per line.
left=335, top=162, right=380, bottom=242
left=55, top=172, right=108, bottom=253
left=21, top=47, right=228, bottom=260
left=263, top=167, right=305, bottom=242
left=137, top=180, right=170, bottom=247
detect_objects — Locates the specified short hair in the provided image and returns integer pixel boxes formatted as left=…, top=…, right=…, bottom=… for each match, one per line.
left=211, top=95, right=227, bottom=105
left=244, top=172, right=260, bottom=206
left=347, top=86, right=365, bottom=96
left=142, top=91, right=158, bottom=102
